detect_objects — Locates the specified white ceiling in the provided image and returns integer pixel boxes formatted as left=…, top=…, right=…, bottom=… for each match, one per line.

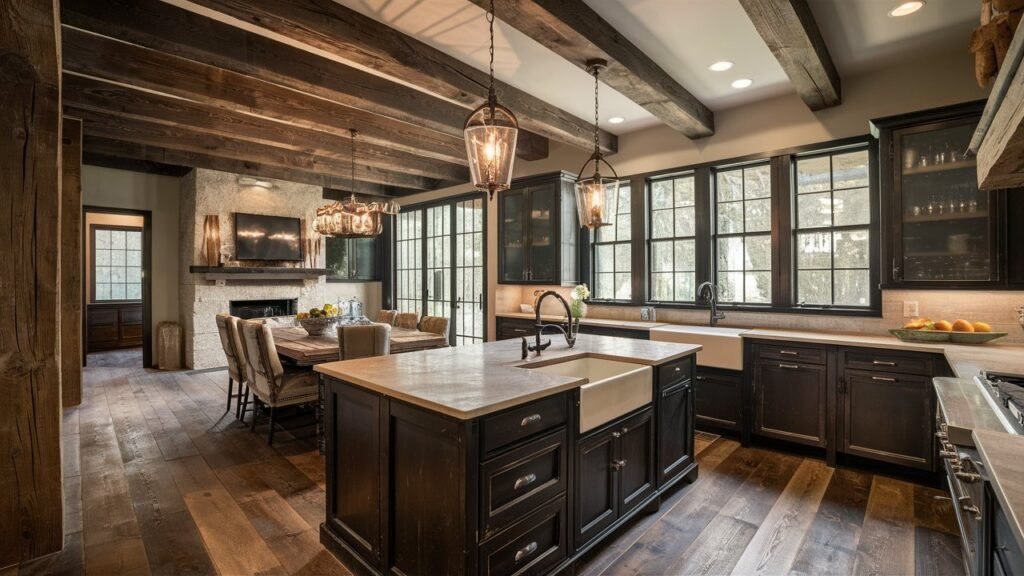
left=197, top=0, right=983, bottom=136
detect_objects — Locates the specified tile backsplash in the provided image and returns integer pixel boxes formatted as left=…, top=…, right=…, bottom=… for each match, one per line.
left=498, top=286, right=1024, bottom=344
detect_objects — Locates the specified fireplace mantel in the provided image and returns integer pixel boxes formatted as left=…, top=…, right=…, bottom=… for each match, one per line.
left=189, top=265, right=329, bottom=281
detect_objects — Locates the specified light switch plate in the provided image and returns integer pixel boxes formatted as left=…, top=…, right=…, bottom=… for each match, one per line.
left=903, top=301, right=919, bottom=317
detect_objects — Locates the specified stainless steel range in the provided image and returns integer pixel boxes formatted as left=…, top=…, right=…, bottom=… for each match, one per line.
left=978, top=371, right=1024, bottom=434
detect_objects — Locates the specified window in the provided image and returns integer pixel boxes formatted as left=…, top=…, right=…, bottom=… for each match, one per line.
left=326, top=237, right=379, bottom=281
left=794, top=147, right=872, bottom=307
left=394, top=209, right=423, bottom=314
left=648, top=174, right=697, bottom=302
left=714, top=163, right=772, bottom=304
left=92, top=225, right=143, bottom=302
left=592, top=183, right=632, bottom=300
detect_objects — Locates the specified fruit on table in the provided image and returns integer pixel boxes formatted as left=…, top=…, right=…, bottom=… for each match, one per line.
left=973, top=321, right=993, bottom=333
left=933, top=320, right=953, bottom=331
left=903, top=317, right=929, bottom=329
left=952, top=319, right=975, bottom=332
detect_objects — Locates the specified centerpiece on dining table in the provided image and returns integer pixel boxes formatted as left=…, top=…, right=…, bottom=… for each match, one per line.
left=296, top=304, right=339, bottom=336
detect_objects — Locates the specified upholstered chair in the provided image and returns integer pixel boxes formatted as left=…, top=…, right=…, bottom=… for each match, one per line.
left=419, top=316, right=450, bottom=339
left=394, top=312, right=420, bottom=330
left=215, top=314, right=247, bottom=417
left=376, top=309, right=398, bottom=325
left=338, top=323, right=391, bottom=360
left=239, top=320, right=319, bottom=445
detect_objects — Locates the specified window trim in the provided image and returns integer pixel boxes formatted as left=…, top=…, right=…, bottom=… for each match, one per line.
left=646, top=171, right=699, bottom=305
left=90, top=223, right=145, bottom=304
left=711, top=160, right=774, bottom=306
left=588, top=179, right=635, bottom=304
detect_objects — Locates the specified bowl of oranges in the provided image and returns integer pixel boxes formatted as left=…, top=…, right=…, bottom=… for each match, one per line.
left=890, top=317, right=1007, bottom=344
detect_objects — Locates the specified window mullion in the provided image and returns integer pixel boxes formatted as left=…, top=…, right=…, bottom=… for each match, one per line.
left=694, top=167, right=712, bottom=299
left=772, top=155, right=793, bottom=308
left=629, top=175, right=645, bottom=305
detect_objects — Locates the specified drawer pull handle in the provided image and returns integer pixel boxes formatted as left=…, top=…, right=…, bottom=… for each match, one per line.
left=513, top=329, right=528, bottom=334
left=520, top=414, right=542, bottom=427
left=611, top=459, right=628, bottom=470
left=695, top=376, right=706, bottom=381
left=513, top=473, right=537, bottom=490
left=515, top=541, right=538, bottom=563
left=872, top=360, right=897, bottom=366
left=871, top=376, right=897, bottom=382
left=779, top=350, right=799, bottom=356
left=778, top=363, right=800, bottom=369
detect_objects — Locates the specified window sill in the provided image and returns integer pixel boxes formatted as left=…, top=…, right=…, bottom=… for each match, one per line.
left=640, top=302, right=881, bottom=318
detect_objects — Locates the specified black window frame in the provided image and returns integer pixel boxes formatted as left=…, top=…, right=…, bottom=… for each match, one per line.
left=588, top=180, right=634, bottom=303
left=90, top=223, right=145, bottom=304
left=646, top=171, right=700, bottom=305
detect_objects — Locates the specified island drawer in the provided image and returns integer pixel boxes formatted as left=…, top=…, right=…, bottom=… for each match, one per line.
left=482, top=394, right=567, bottom=456
left=840, top=348, right=932, bottom=376
left=480, top=429, right=567, bottom=539
left=478, top=496, right=567, bottom=576
left=757, top=343, right=827, bottom=365
left=657, top=356, right=693, bottom=389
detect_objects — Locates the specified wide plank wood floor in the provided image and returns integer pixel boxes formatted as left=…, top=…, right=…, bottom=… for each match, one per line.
left=17, top=362, right=963, bottom=575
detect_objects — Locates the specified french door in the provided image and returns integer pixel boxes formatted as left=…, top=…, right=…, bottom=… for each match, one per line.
left=394, top=194, right=486, bottom=345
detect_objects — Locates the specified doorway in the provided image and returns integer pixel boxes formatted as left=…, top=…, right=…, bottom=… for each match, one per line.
left=82, top=207, right=153, bottom=367
left=393, top=194, right=486, bottom=345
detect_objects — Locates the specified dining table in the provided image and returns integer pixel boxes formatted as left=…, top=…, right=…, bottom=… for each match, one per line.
left=272, top=324, right=449, bottom=366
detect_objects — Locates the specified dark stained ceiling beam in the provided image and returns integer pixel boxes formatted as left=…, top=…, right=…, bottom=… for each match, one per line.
left=83, top=136, right=417, bottom=195
left=738, top=0, right=841, bottom=110
left=469, top=0, right=714, bottom=139
left=82, top=151, right=192, bottom=178
left=177, top=0, right=611, bottom=154
left=73, top=108, right=442, bottom=191
left=60, top=0, right=555, bottom=159
left=63, top=72, right=469, bottom=183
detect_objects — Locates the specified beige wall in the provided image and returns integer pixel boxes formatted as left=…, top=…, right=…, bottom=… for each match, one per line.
left=397, top=47, right=1024, bottom=341
left=82, top=166, right=181, bottom=357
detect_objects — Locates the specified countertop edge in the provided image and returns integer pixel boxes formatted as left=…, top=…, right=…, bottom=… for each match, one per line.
left=496, top=312, right=667, bottom=331
left=972, top=429, right=1024, bottom=557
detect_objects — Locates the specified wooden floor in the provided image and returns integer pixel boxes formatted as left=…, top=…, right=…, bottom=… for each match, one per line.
left=13, top=363, right=963, bottom=576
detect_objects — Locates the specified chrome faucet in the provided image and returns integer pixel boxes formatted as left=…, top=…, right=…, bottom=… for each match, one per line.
left=526, top=291, right=578, bottom=356
left=697, top=282, right=726, bottom=327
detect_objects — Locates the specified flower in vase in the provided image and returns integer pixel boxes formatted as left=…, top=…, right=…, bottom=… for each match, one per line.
left=570, top=284, right=589, bottom=318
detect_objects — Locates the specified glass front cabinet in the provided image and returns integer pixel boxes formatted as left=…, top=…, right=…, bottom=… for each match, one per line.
left=498, top=171, right=579, bottom=285
left=873, top=102, right=1020, bottom=288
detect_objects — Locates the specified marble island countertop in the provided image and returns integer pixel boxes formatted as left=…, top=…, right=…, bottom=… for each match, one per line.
left=314, top=334, right=700, bottom=420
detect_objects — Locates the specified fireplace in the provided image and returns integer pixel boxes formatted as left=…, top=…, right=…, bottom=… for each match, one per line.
left=230, top=298, right=298, bottom=319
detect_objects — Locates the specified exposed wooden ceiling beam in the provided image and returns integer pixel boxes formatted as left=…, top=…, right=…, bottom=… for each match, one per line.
left=73, top=108, right=441, bottom=191
left=468, top=0, right=714, bottom=139
left=63, top=72, right=469, bottom=184
left=738, top=0, right=841, bottom=110
left=82, top=151, right=192, bottom=178
left=60, top=0, right=555, bottom=159
left=83, top=136, right=416, bottom=195
left=62, top=27, right=472, bottom=167
left=175, top=0, right=613, bottom=154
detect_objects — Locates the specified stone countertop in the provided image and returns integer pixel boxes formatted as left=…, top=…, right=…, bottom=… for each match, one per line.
left=973, top=429, right=1024, bottom=556
left=314, top=334, right=700, bottom=420
left=934, top=377, right=1013, bottom=445
left=496, top=312, right=667, bottom=331
left=741, top=328, right=1024, bottom=379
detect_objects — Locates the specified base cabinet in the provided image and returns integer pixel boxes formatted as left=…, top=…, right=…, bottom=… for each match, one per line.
left=752, top=360, right=828, bottom=448
left=693, top=367, right=742, bottom=432
left=840, top=369, right=935, bottom=469
left=657, top=380, right=694, bottom=487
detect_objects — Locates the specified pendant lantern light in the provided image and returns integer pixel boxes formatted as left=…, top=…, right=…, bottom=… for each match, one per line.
left=574, top=59, right=619, bottom=230
left=464, top=0, right=519, bottom=201
left=313, top=129, right=400, bottom=238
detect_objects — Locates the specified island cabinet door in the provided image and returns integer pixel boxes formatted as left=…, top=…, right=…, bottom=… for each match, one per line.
left=325, top=380, right=383, bottom=567
left=574, top=426, right=618, bottom=549
left=753, top=360, right=828, bottom=447
left=839, top=370, right=935, bottom=470
left=616, top=408, right=656, bottom=516
left=657, top=380, right=694, bottom=488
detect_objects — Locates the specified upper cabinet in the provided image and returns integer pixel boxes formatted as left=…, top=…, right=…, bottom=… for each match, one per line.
left=873, top=103, right=1022, bottom=288
left=498, top=171, right=579, bottom=285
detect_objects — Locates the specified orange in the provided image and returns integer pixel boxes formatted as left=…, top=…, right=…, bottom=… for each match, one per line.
left=903, top=318, right=929, bottom=329
left=952, top=319, right=975, bottom=332
left=973, top=321, right=992, bottom=333
left=933, top=320, right=953, bottom=331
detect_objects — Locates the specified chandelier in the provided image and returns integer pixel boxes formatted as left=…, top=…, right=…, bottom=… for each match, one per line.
left=574, top=59, right=619, bottom=230
left=464, top=0, right=519, bottom=201
left=313, top=129, right=400, bottom=238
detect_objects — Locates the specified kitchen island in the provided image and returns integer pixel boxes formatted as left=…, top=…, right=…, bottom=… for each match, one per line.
left=314, top=335, right=701, bottom=576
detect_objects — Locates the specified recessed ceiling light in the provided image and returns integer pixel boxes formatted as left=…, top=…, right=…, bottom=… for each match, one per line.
left=709, top=61, right=733, bottom=72
left=608, top=116, right=625, bottom=124
left=888, top=1, right=924, bottom=17
left=731, top=78, right=753, bottom=89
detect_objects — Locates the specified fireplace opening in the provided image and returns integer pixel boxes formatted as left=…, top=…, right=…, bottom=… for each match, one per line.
left=229, top=299, right=298, bottom=320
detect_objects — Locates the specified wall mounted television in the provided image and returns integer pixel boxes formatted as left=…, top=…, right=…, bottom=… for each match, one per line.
left=234, top=213, right=303, bottom=261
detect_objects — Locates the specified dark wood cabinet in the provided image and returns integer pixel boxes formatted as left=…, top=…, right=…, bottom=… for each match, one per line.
left=693, top=367, right=742, bottom=432
left=873, top=102, right=1023, bottom=288
left=752, top=356, right=828, bottom=448
left=498, top=171, right=579, bottom=285
left=657, top=379, right=694, bottom=487
left=86, top=302, right=143, bottom=352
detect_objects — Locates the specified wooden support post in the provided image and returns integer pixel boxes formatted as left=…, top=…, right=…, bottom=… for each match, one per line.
left=0, top=0, right=65, bottom=566
left=61, top=117, right=83, bottom=408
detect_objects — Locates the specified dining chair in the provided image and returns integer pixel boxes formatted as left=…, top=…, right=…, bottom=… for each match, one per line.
left=338, top=323, right=392, bottom=359
left=394, top=312, right=420, bottom=330
left=239, top=319, right=319, bottom=445
left=376, top=309, right=398, bottom=325
left=214, top=314, right=248, bottom=418
left=419, top=316, right=450, bottom=339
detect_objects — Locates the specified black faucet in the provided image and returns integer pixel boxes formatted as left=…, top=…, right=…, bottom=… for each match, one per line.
left=526, top=291, right=578, bottom=356
left=697, top=282, right=726, bottom=327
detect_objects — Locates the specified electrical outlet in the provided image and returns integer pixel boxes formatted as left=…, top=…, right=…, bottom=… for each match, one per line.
left=215, top=279, right=227, bottom=287
left=903, top=301, right=919, bottom=317
left=640, top=307, right=656, bottom=321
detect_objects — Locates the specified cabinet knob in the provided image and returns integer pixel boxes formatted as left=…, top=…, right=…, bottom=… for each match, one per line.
left=520, top=414, right=542, bottom=427
left=611, top=459, right=628, bottom=471
left=612, top=431, right=621, bottom=438
left=514, top=541, right=538, bottom=563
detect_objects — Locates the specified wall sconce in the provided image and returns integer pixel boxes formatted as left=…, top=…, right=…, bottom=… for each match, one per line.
left=202, top=215, right=221, bottom=267
left=238, top=176, right=274, bottom=189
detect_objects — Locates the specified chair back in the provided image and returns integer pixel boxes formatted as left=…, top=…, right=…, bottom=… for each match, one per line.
left=376, top=309, right=398, bottom=325
left=394, top=312, right=420, bottom=330
left=215, top=314, right=246, bottom=383
left=419, top=315, right=450, bottom=338
left=338, top=323, right=391, bottom=360
left=240, top=320, right=285, bottom=402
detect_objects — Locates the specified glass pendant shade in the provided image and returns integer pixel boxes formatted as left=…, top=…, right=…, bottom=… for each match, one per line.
left=464, top=101, right=518, bottom=198
left=574, top=154, right=619, bottom=229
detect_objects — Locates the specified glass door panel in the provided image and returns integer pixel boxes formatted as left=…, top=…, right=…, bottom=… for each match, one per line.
left=501, top=191, right=525, bottom=282
left=896, top=120, right=996, bottom=282
left=425, top=205, right=452, bottom=319
left=528, top=185, right=555, bottom=282
left=395, top=209, right=423, bottom=314
left=455, top=198, right=485, bottom=345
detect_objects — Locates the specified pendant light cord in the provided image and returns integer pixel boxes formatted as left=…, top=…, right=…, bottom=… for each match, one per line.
left=487, top=0, right=497, bottom=108
left=592, top=65, right=600, bottom=156
left=349, top=128, right=357, bottom=201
